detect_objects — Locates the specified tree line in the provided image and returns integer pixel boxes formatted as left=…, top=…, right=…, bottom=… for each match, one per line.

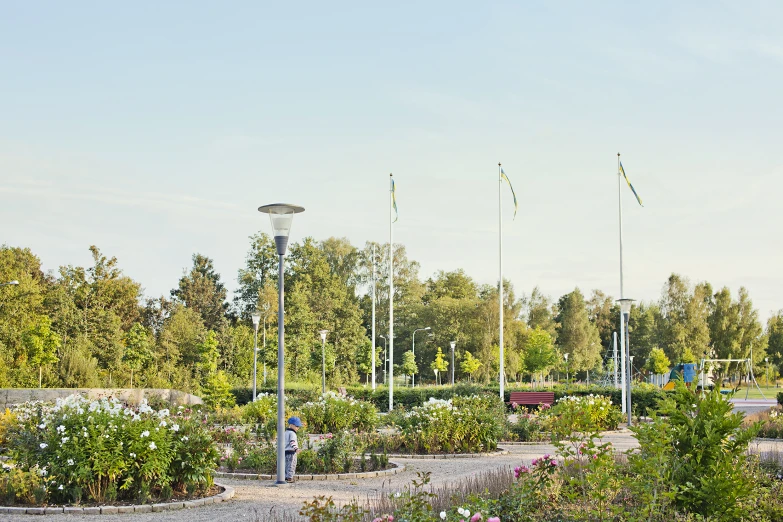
left=0, top=237, right=780, bottom=395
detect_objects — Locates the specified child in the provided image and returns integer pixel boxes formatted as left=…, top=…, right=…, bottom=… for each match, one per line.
left=284, top=416, right=302, bottom=482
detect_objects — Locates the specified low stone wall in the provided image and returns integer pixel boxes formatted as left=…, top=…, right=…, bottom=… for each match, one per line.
left=0, top=388, right=203, bottom=409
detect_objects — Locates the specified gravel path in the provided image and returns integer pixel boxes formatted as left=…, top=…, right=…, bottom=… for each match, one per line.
left=3, top=431, right=779, bottom=522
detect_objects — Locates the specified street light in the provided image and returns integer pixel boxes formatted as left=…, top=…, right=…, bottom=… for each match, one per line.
left=258, top=203, right=304, bottom=485
left=766, top=357, right=770, bottom=388
left=319, top=330, right=329, bottom=394
left=450, top=341, right=456, bottom=385
left=564, top=353, right=569, bottom=386
left=251, top=312, right=261, bottom=402
left=411, top=327, right=431, bottom=387
left=0, top=281, right=19, bottom=287
left=617, top=298, right=635, bottom=426
left=379, top=335, right=387, bottom=384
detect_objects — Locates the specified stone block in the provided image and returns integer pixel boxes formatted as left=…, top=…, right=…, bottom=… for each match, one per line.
left=101, top=506, right=118, bottom=514
left=45, top=506, right=64, bottom=514
left=64, top=506, right=85, bottom=514
left=134, top=504, right=152, bottom=513
left=117, top=505, right=134, bottom=513
left=4, top=507, right=27, bottom=514
left=83, top=506, right=101, bottom=514
left=152, top=503, right=170, bottom=511
left=26, top=507, right=45, bottom=514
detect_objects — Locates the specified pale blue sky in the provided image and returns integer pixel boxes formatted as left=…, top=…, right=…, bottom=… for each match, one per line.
left=1, top=1, right=781, bottom=320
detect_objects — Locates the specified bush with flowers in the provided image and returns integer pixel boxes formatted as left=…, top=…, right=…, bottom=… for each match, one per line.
left=543, top=394, right=622, bottom=438
left=756, top=406, right=783, bottom=439
left=1, top=395, right=219, bottom=505
left=299, top=391, right=379, bottom=434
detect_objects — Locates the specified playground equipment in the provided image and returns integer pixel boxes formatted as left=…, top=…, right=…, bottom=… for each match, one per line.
left=663, top=358, right=765, bottom=399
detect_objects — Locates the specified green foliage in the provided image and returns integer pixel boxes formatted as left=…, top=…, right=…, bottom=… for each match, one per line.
left=556, top=288, right=602, bottom=372
left=201, top=371, right=236, bottom=409
left=4, top=395, right=218, bottom=505
left=299, top=392, right=378, bottom=433
left=523, top=327, right=556, bottom=377
left=400, top=351, right=417, bottom=381
left=460, top=352, right=481, bottom=382
left=544, top=394, right=622, bottom=436
left=646, top=347, right=670, bottom=374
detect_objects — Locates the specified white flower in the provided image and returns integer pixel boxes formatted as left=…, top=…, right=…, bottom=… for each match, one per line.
left=149, top=442, right=157, bottom=450
left=182, top=436, right=189, bottom=442
left=58, top=485, right=64, bottom=490
left=159, top=420, right=167, bottom=428
left=38, top=423, right=46, bottom=430
left=140, top=430, right=150, bottom=438
left=56, top=425, right=66, bottom=434
left=38, top=468, right=47, bottom=476
left=67, top=459, right=74, bottom=466
left=130, top=453, right=137, bottom=458
left=440, top=511, right=447, bottom=520
left=39, top=443, right=48, bottom=449
left=171, top=424, right=179, bottom=432
left=61, top=437, right=69, bottom=444
left=156, top=409, right=170, bottom=419
left=394, top=491, right=401, bottom=498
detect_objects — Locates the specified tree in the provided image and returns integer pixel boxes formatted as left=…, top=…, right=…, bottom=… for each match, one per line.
left=201, top=371, right=236, bottom=409
left=235, top=232, right=278, bottom=319
left=523, top=327, right=557, bottom=384
left=556, top=289, right=602, bottom=373
left=646, top=347, right=671, bottom=375
left=522, top=286, right=557, bottom=341
left=23, top=316, right=61, bottom=388
left=659, top=274, right=711, bottom=363
left=767, top=311, right=783, bottom=369
left=460, top=351, right=481, bottom=382
left=122, top=323, right=152, bottom=388
left=401, top=351, right=417, bottom=386
left=430, top=347, right=448, bottom=385
left=171, top=254, right=228, bottom=331
left=587, top=289, right=617, bottom=350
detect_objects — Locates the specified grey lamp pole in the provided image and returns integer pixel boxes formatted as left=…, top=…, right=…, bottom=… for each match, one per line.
left=380, top=335, right=387, bottom=384
left=252, top=312, right=261, bottom=401
left=319, top=330, right=328, bottom=394
left=766, top=357, right=770, bottom=388
left=617, top=298, right=635, bottom=426
left=564, top=353, right=569, bottom=387
left=0, top=281, right=19, bottom=287
left=450, top=341, right=456, bottom=385
left=411, top=327, right=431, bottom=387
left=258, top=203, right=304, bottom=485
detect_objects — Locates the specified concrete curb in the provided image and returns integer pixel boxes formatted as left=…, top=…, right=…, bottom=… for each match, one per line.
left=215, top=462, right=405, bottom=481
left=384, top=449, right=509, bottom=459
left=0, top=483, right=234, bottom=515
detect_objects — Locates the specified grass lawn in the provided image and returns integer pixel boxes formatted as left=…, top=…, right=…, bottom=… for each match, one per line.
left=721, top=385, right=781, bottom=400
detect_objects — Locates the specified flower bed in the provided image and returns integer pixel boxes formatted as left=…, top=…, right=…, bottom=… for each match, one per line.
left=0, top=395, right=219, bottom=506
left=543, top=394, right=622, bottom=438
left=754, top=406, right=783, bottom=439
left=299, top=392, right=378, bottom=433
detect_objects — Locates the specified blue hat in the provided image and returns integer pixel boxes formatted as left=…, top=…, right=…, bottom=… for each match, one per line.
left=288, top=416, right=302, bottom=427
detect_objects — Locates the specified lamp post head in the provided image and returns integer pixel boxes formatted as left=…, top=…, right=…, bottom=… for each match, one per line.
left=450, top=341, right=456, bottom=350
left=765, top=357, right=769, bottom=363
left=616, top=298, right=635, bottom=315
left=258, top=204, right=305, bottom=255
left=424, top=327, right=431, bottom=331
left=564, top=353, right=569, bottom=362
left=319, top=330, right=328, bottom=342
left=251, top=313, right=261, bottom=328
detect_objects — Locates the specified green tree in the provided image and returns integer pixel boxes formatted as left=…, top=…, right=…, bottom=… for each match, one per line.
left=523, top=327, right=556, bottom=384
left=556, top=288, right=602, bottom=374
left=522, top=286, right=558, bottom=341
left=586, top=289, right=617, bottom=351
left=460, top=351, right=481, bottom=382
left=171, top=254, right=228, bottom=330
left=646, top=347, right=671, bottom=375
left=235, top=232, right=278, bottom=319
left=401, top=350, right=417, bottom=386
left=659, top=274, right=711, bottom=364
left=767, top=311, right=783, bottom=369
left=201, top=371, right=236, bottom=409
left=430, top=347, right=448, bottom=385
left=23, top=316, right=61, bottom=388
left=122, top=323, right=152, bottom=388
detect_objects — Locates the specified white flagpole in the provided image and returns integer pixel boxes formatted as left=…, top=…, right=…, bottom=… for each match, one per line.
left=618, top=153, right=627, bottom=414
left=371, top=244, right=376, bottom=390
left=389, top=174, right=394, bottom=412
left=498, top=163, right=505, bottom=400
left=613, top=331, right=618, bottom=388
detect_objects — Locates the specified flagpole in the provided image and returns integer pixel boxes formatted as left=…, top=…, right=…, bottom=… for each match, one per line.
left=371, top=244, right=376, bottom=390
left=498, top=163, right=505, bottom=401
left=618, top=153, right=627, bottom=415
left=389, top=174, right=394, bottom=412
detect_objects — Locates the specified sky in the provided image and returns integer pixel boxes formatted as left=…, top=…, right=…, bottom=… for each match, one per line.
left=1, top=1, right=782, bottom=321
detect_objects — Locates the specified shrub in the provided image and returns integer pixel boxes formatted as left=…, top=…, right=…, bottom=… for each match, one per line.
left=544, top=394, right=622, bottom=438
left=299, top=392, right=378, bottom=433
left=4, top=395, right=219, bottom=505
left=239, top=394, right=279, bottom=441
left=753, top=407, right=783, bottom=439
left=505, top=412, right=547, bottom=442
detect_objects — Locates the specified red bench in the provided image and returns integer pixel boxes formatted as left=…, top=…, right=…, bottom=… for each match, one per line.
left=508, top=392, right=555, bottom=408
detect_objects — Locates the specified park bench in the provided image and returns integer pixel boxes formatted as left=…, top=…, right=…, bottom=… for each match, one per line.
left=508, top=391, right=555, bottom=409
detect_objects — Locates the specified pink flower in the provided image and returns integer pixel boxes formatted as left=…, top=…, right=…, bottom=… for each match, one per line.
left=550, top=460, right=557, bottom=467
left=488, top=518, right=501, bottom=522
left=471, top=513, right=482, bottom=522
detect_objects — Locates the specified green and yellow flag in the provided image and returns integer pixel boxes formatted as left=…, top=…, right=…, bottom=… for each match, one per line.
left=500, top=168, right=518, bottom=219
left=391, top=177, right=398, bottom=223
left=619, top=162, right=643, bottom=207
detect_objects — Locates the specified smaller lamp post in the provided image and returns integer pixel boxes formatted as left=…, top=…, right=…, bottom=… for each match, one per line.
left=379, top=335, right=387, bottom=384
left=564, top=353, right=569, bottom=387
left=450, top=341, right=456, bottom=385
left=765, top=357, right=770, bottom=388
left=251, top=312, right=261, bottom=402
left=319, top=330, right=329, bottom=394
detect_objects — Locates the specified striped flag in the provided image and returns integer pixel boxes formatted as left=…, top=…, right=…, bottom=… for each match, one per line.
left=619, top=162, right=643, bottom=207
left=500, top=168, right=518, bottom=219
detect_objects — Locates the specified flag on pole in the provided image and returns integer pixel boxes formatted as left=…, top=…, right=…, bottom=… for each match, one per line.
left=500, top=168, right=518, bottom=219
left=391, top=177, right=398, bottom=222
left=619, top=162, right=643, bottom=207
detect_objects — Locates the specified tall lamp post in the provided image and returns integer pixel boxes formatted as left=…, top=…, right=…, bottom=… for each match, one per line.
left=411, top=327, right=431, bottom=387
left=258, top=203, right=304, bottom=485
left=765, top=357, right=770, bottom=388
left=564, top=353, right=569, bottom=387
left=450, top=341, right=456, bottom=385
left=319, top=330, right=329, bottom=394
left=379, top=335, right=387, bottom=384
left=252, top=312, right=261, bottom=401
left=0, top=281, right=19, bottom=287
left=617, top=298, right=635, bottom=426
